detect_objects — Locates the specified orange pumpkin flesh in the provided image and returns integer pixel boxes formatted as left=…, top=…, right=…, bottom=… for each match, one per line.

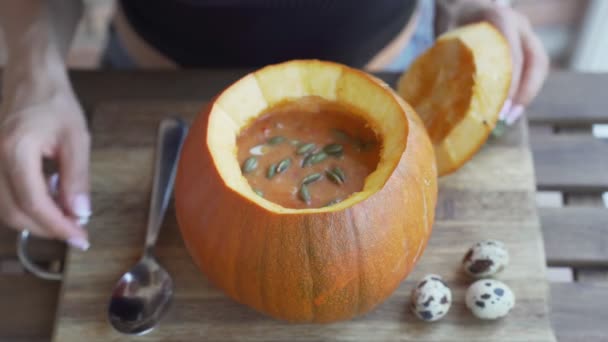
left=397, top=23, right=512, bottom=176
left=175, top=60, right=437, bottom=323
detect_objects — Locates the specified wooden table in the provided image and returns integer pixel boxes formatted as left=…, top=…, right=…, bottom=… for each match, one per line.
left=0, top=70, right=607, bottom=341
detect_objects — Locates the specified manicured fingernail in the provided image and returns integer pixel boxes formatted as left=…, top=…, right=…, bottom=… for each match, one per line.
left=67, top=237, right=90, bottom=251
left=48, top=173, right=59, bottom=196
left=506, top=104, right=524, bottom=125
left=76, top=215, right=90, bottom=226
left=72, top=194, right=92, bottom=218
left=498, top=99, right=512, bottom=120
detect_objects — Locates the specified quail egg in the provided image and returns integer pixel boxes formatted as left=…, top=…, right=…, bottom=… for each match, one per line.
left=462, top=240, right=509, bottom=278
left=465, top=279, right=515, bottom=320
left=410, top=274, right=452, bottom=322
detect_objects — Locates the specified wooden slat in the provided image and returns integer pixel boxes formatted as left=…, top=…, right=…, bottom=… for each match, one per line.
left=540, top=207, right=608, bottom=267
left=0, top=70, right=398, bottom=113
left=3, top=70, right=606, bottom=125
left=69, top=70, right=608, bottom=126
left=550, top=283, right=608, bottom=342
left=0, top=274, right=60, bottom=341
left=0, top=278, right=596, bottom=342
left=530, top=133, right=608, bottom=192
left=70, top=70, right=248, bottom=111
left=528, top=71, right=608, bottom=125
left=564, top=192, right=606, bottom=206
left=68, top=70, right=608, bottom=125
left=577, top=269, right=608, bottom=283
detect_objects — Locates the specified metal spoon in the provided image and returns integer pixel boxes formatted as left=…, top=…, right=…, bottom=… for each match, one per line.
left=108, top=118, right=188, bottom=335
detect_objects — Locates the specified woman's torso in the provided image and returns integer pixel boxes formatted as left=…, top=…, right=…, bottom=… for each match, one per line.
left=118, top=0, right=418, bottom=68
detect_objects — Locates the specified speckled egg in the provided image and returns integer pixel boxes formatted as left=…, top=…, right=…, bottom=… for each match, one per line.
left=462, top=240, right=509, bottom=278
left=410, top=274, right=452, bottom=322
left=466, top=279, right=515, bottom=320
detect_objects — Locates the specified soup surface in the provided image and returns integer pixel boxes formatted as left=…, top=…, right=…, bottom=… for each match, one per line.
left=236, top=96, right=381, bottom=209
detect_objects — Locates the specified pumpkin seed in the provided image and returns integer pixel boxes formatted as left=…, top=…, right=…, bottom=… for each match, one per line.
left=296, top=143, right=316, bottom=155
left=249, top=144, right=267, bottom=156
left=242, top=157, right=258, bottom=173
left=323, top=143, right=344, bottom=156
left=254, top=189, right=264, bottom=197
left=267, top=136, right=286, bottom=145
left=326, top=169, right=344, bottom=185
left=332, top=128, right=350, bottom=141
left=302, top=151, right=328, bottom=167
left=266, top=163, right=277, bottom=179
left=324, top=198, right=342, bottom=207
left=299, top=184, right=311, bottom=204
left=301, top=154, right=313, bottom=167
left=276, top=158, right=292, bottom=174
left=289, top=139, right=301, bottom=146
left=301, top=172, right=322, bottom=185
left=332, top=167, right=346, bottom=182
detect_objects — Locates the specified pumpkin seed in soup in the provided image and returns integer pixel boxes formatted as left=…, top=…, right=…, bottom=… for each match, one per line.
left=266, top=163, right=277, bottom=179
left=301, top=172, right=322, bottom=185
left=242, top=157, right=258, bottom=174
left=299, top=184, right=311, bottom=204
left=253, top=189, right=264, bottom=197
left=326, top=169, right=344, bottom=185
left=323, top=143, right=344, bottom=157
left=289, top=139, right=301, bottom=146
left=296, top=143, right=316, bottom=155
left=302, top=151, right=328, bottom=167
left=267, top=136, right=286, bottom=145
left=332, top=167, right=346, bottom=182
left=276, top=158, right=292, bottom=174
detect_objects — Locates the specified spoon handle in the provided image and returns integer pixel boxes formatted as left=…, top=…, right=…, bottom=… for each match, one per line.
left=145, top=118, right=188, bottom=255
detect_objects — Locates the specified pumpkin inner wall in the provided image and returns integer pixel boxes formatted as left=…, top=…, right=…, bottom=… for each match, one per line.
left=206, top=61, right=409, bottom=214
left=236, top=96, right=382, bottom=209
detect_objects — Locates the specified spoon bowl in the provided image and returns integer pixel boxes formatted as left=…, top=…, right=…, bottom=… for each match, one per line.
left=108, top=257, right=173, bottom=335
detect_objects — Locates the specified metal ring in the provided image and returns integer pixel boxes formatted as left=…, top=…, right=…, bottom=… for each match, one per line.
left=16, top=230, right=63, bottom=281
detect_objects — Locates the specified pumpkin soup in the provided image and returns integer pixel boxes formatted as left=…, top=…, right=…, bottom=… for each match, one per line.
left=237, top=96, right=381, bottom=209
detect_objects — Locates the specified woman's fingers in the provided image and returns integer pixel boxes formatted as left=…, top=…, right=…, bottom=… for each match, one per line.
left=513, top=14, right=550, bottom=108
left=480, top=6, right=548, bottom=125
left=0, top=63, right=92, bottom=247
left=443, top=2, right=550, bottom=126
left=478, top=6, right=524, bottom=105
left=4, top=138, right=89, bottom=249
left=58, top=127, right=92, bottom=224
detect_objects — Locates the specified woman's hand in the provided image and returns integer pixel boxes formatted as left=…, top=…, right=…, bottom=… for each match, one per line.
left=436, top=0, right=550, bottom=124
left=0, top=71, right=91, bottom=250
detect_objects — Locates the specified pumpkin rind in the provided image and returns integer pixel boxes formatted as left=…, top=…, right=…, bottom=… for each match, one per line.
left=175, top=60, right=437, bottom=323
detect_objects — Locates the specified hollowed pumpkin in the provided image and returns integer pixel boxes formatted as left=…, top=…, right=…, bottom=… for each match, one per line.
left=397, top=22, right=512, bottom=176
left=175, top=60, right=437, bottom=323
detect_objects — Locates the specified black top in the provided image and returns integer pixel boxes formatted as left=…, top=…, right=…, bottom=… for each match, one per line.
left=120, top=0, right=417, bottom=68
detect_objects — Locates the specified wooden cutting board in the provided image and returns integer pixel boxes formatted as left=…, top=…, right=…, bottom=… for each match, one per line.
left=53, top=100, right=556, bottom=341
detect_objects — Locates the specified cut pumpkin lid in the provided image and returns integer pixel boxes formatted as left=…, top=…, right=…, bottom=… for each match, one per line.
left=397, top=22, right=512, bottom=176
